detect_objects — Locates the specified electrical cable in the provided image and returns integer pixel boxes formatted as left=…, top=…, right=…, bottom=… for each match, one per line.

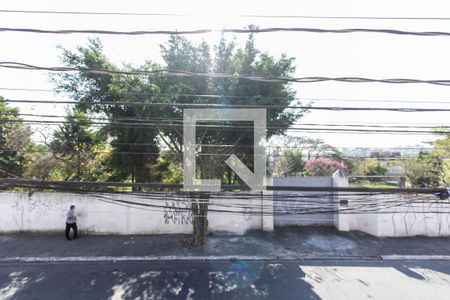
left=1, top=87, right=450, bottom=105
left=2, top=118, right=448, bottom=134
left=7, top=112, right=450, bottom=130
left=3, top=99, right=450, bottom=112
left=4, top=184, right=449, bottom=217
left=2, top=27, right=450, bottom=37
left=0, top=148, right=437, bottom=160
left=1, top=62, right=450, bottom=86
left=0, top=178, right=445, bottom=194
left=1, top=9, right=449, bottom=21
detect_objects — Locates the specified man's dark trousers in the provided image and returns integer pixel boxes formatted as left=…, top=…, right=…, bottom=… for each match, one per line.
left=65, top=222, right=78, bottom=240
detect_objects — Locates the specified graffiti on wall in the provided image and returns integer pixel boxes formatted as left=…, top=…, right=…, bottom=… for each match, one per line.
left=163, top=198, right=193, bottom=225
left=243, top=198, right=253, bottom=221
left=12, top=192, right=66, bottom=216
left=387, top=194, right=450, bottom=236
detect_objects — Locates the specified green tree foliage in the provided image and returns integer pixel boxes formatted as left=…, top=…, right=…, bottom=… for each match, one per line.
left=50, top=108, right=109, bottom=181
left=52, top=39, right=160, bottom=185
left=353, top=159, right=388, bottom=176
left=401, top=132, right=449, bottom=188
left=157, top=34, right=303, bottom=183
left=431, top=132, right=450, bottom=185
left=403, top=152, right=442, bottom=188
left=271, top=149, right=304, bottom=177
left=23, top=144, right=60, bottom=180
left=268, top=136, right=345, bottom=177
left=52, top=35, right=302, bottom=186
left=148, top=153, right=183, bottom=184
left=0, top=99, right=32, bottom=178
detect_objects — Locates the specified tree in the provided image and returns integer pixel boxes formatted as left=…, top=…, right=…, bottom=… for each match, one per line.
left=401, top=131, right=449, bottom=188
left=0, top=99, right=32, bottom=179
left=23, top=144, right=60, bottom=180
left=268, top=136, right=345, bottom=177
left=353, top=159, right=388, bottom=176
left=50, top=108, right=109, bottom=181
left=52, top=33, right=304, bottom=244
left=155, top=34, right=303, bottom=183
left=271, top=149, right=304, bottom=177
left=431, top=131, right=450, bottom=185
left=148, top=152, right=183, bottom=185
left=304, top=158, right=347, bottom=176
left=403, top=152, right=441, bottom=188
left=52, top=39, right=161, bottom=187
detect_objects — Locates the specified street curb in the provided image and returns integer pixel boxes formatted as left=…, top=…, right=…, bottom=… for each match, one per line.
left=1, top=254, right=448, bottom=263
left=0, top=256, right=275, bottom=263
left=0, top=255, right=376, bottom=263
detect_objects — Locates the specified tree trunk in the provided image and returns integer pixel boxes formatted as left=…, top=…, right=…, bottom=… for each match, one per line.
left=190, top=192, right=209, bottom=245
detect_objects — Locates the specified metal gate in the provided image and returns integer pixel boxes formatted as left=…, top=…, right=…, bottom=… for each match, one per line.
left=273, top=177, right=334, bottom=226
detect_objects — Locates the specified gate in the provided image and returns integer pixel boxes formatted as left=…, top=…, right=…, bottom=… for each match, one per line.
left=273, top=177, right=334, bottom=226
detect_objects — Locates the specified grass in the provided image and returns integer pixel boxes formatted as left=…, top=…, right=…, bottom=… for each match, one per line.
left=360, top=182, right=399, bottom=189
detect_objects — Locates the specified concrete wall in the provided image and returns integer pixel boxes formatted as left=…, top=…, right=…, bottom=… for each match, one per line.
left=4, top=176, right=447, bottom=237
left=332, top=170, right=350, bottom=231
left=349, top=212, right=379, bottom=236
left=0, top=192, right=266, bottom=235
left=345, top=193, right=450, bottom=237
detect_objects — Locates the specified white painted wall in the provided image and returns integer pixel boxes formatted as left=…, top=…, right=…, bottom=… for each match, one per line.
left=262, top=177, right=274, bottom=231
left=4, top=181, right=447, bottom=237
left=328, top=171, right=450, bottom=237
left=349, top=212, right=379, bottom=236
left=332, top=170, right=350, bottom=231
left=0, top=192, right=265, bottom=235
left=346, top=194, right=450, bottom=237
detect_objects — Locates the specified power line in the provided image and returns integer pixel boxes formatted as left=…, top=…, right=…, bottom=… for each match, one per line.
left=2, top=62, right=450, bottom=86
left=0, top=178, right=445, bottom=193
left=0, top=181, right=417, bottom=202
left=2, top=168, right=446, bottom=217
left=9, top=112, right=449, bottom=129
left=0, top=87, right=55, bottom=92
left=2, top=186, right=438, bottom=217
left=0, top=114, right=435, bottom=149
left=1, top=9, right=449, bottom=21
left=1, top=179, right=446, bottom=217
left=1, top=86, right=450, bottom=105
left=2, top=98, right=450, bottom=111
left=2, top=118, right=449, bottom=134
left=0, top=167, right=24, bottom=180
left=57, top=192, right=450, bottom=216
left=1, top=26, right=450, bottom=37
left=4, top=112, right=450, bottom=131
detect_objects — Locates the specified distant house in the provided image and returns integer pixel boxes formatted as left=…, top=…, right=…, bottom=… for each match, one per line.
left=370, top=151, right=401, bottom=159
left=385, top=165, right=404, bottom=176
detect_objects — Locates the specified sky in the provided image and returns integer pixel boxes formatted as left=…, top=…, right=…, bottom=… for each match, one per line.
left=0, top=0, right=449, bottom=148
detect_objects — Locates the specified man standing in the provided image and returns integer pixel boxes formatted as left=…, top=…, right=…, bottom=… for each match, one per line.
left=65, top=205, right=79, bottom=240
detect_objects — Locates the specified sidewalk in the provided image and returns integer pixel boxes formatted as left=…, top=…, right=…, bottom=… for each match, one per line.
left=1, top=227, right=450, bottom=261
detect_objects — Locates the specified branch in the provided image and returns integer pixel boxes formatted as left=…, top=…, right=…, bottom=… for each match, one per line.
left=157, top=131, right=182, bottom=163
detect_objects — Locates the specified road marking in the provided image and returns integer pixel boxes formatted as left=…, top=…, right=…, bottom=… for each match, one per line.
left=382, top=255, right=450, bottom=261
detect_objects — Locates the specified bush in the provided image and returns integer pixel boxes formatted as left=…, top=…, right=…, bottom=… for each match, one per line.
left=304, top=158, right=347, bottom=176
left=354, top=159, right=387, bottom=176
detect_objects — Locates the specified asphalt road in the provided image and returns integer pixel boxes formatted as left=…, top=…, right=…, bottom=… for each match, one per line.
left=0, top=259, right=449, bottom=300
